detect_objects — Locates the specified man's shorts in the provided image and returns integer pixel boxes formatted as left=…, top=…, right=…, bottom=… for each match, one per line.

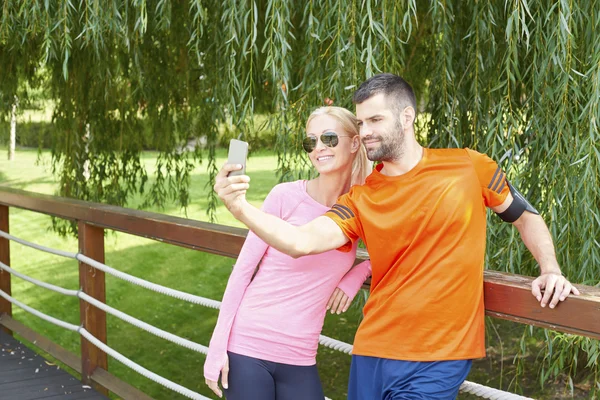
left=348, top=355, right=472, bottom=400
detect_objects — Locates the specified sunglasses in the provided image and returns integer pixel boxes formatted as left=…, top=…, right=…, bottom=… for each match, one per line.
left=302, top=131, right=353, bottom=153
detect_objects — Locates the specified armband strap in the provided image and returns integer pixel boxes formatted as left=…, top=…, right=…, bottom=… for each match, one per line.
left=496, top=182, right=539, bottom=223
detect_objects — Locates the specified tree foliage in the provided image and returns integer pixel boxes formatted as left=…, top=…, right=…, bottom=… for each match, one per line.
left=1, top=0, right=599, bottom=393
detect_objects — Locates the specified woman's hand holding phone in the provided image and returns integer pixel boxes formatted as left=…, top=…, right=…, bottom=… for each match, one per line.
left=214, top=163, right=250, bottom=218
left=215, top=140, right=251, bottom=218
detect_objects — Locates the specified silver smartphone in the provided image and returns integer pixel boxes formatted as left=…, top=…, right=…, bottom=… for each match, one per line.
left=227, top=139, right=248, bottom=176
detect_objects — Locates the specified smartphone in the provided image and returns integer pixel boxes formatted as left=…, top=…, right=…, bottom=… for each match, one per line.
left=227, top=139, right=248, bottom=176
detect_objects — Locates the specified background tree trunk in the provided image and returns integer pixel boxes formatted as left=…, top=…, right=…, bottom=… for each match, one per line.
left=8, top=97, right=17, bottom=161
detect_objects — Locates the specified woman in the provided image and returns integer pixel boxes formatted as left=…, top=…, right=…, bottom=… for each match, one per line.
left=204, top=107, right=372, bottom=400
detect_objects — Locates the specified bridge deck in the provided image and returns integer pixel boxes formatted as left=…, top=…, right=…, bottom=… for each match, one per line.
left=0, top=330, right=109, bottom=400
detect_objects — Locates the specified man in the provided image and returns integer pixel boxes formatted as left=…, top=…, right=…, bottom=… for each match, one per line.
left=214, top=73, right=579, bottom=399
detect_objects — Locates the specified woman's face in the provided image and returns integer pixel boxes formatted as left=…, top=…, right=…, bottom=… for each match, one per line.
left=305, top=114, right=358, bottom=176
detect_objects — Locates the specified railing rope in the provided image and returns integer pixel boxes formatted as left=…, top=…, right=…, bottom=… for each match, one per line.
left=460, top=381, right=534, bottom=399
left=79, top=328, right=211, bottom=400
left=0, top=261, right=79, bottom=296
left=76, top=253, right=222, bottom=309
left=319, top=334, right=353, bottom=354
left=0, top=288, right=79, bottom=332
left=0, top=287, right=211, bottom=400
left=0, top=261, right=209, bottom=354
left=0, top=229, right=77, bottom=258
left=79, top=292, right=209, bottom=354
left=0, top=229, right=221, bottom=309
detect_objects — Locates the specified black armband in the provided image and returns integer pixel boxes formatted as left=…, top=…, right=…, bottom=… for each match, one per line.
left=495, top=182, right=539, bottom=223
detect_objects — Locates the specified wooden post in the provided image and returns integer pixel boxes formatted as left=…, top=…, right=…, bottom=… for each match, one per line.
left=0, top=205, right=11, bottom=335
left=78, top=221, right=109, bottom=395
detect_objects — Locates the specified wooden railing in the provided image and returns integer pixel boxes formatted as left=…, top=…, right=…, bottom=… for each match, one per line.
left=0, top=186, right=599, bottom=399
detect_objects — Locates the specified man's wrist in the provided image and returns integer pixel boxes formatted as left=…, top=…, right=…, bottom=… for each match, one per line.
left=540, top=264, right=563, bottom=276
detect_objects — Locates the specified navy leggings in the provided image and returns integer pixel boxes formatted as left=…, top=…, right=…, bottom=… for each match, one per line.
left=224, top=351, right=325, bottom=400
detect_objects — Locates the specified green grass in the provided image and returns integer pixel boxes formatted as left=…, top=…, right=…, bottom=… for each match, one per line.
left=0, top=147, right=588, bottom=399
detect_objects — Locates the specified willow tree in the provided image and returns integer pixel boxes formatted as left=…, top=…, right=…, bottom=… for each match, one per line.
left=1, top=0, right=599, bottom=393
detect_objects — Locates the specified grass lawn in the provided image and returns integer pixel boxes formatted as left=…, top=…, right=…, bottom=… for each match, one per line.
left=0, top=147, right=586, bottom=399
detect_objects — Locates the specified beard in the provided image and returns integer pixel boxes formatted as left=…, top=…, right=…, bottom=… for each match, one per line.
left=363, top=118, right=405, bottom=162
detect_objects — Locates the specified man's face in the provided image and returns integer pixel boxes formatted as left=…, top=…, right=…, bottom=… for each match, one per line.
left=355, top=93, right=404, bottom=162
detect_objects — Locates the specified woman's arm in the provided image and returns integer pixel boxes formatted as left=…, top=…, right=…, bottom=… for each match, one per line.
left=203, top=231, right=268, bottom=381
left=204, top=184, right=287, bottom=386
left=214, top=165, right=351, bottom=257
left=327, top=260, right=372, bottom=314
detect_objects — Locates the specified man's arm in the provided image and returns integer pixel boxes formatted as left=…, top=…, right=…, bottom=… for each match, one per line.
left=214, top=163, right=350, bottom=257
left=492, top=193, right=580, bottom=308
left=238, top=202, right=350, bottom=257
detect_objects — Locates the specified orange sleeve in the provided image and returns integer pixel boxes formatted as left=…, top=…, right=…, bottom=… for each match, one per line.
left=324, top=191, right=361, bottom=252
left=465, top=148, right=510, bottom=208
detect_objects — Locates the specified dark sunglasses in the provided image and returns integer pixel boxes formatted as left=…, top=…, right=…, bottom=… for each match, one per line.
left=302, top=131, right=352, bottom=153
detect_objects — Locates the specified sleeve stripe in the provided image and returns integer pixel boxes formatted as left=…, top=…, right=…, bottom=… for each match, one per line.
left=331, top=205, right=351, bottom=219
left=327, top=208, right=346, bottom=220
left=491, top=172, right=505, bottom=192
left=334, top=204, right=355, bottom=218
left=496, top=179, right=507, bottom=194
left=487, top=167, right=502, bottom=189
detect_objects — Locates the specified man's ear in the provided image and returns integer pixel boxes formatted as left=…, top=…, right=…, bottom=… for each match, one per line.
left=403, top=106, right=416, bottom=128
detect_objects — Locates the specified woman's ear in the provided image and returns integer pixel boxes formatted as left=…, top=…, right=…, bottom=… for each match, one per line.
left=351, top=135, right=360, bottom=153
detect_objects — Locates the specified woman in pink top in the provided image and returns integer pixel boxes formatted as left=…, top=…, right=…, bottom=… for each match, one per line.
left=204, top=107, right=372, bottom=400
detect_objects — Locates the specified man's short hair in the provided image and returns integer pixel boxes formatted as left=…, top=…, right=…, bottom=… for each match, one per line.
left=353, top=73, right=417, bottom=112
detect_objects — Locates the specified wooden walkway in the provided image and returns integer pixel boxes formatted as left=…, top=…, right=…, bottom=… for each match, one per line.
left=0, top=330, right=110, bottom=400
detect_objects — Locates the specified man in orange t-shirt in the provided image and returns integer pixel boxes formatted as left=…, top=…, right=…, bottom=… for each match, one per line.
left=214, top=73, right=579, bottom=399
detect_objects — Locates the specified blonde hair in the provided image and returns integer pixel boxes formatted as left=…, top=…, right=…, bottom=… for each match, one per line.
left=306, top=106, right=373, bottom=186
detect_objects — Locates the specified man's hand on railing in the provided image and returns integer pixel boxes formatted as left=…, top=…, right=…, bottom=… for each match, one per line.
left=531, top=271, right=580, bottom=309
left=213, top=163, right=250, bottom=219
left=205, top=355, right=229, bottom=398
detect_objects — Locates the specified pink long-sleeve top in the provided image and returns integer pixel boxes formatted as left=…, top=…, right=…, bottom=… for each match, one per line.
left=204, top=180, right=372, bottom=381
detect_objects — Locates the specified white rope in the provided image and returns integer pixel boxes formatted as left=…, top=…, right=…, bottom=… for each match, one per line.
left=0, top=261, right=79, bottom=297
left=319, top=334, right=353, bottom=354
left=0, top=261, right=209, bottom=355
left=79, top=328, right=211, bottom=400
left=76, top=254, right=222, bottom=309
left=0, top=229, right=221, bottom=309
left=0, top=289, right=79, bottom=332
left=0, top=288, right=210, bottom=400
left=460, top=381, right=534, bottom=399
left=0, top=230, right=77, bottom=259
left=78, top=292, right=209, bottom=355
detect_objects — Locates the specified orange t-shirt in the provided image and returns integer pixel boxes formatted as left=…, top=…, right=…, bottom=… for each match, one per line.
left=326, top=148, right=509, bottom=361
